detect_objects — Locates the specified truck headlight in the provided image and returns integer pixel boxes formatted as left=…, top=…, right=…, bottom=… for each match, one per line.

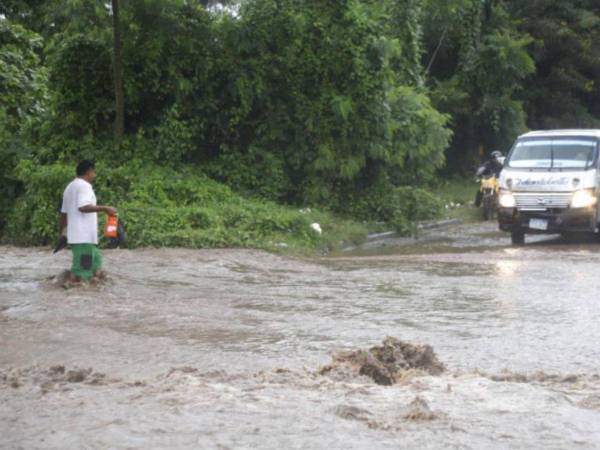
left=570, top=189, right=597, bottom=208
left=499, top=191, right=516, bottom=208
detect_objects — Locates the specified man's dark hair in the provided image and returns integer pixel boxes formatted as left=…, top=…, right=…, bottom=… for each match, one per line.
left=76, top=160, right=95, bottom=177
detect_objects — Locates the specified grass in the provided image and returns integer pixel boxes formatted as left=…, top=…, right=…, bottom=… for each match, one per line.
left=5, top=161, right=488, bottom=255
left=3, top=160, right=370, bottom=256
left=431, top=176, right=482, bottom=222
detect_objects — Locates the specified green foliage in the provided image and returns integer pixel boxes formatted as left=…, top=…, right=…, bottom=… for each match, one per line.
left=387, top=86, right=451, bottom=185
left=3, top=161, right=367, bottom=253
left=204, top=145, right=288, bottom=200
left=431, top=177, right=480, bottom=222
left=340, top=181, right=444, bottom=234
left=423, top=0, right=535, bottom=171
left=4, top=161, right=71, bottom=245
left=423, top=0, right=598, bottom=171
left=506, top=0, right=600, bottom=129
left=46, top=33, right=114, bottom=139
left=185, top=0, right=451, bottom=205
left=2, top=1, right=452, bottom=237
left=152, top=106, right=195, bottom=162
left=0, top=19, right=48, bottom=230
left=118, top=1, right=214, bottom=130
left=389, top=0, right=425, bottom=85
left=5, top=0, right=599, bottom=246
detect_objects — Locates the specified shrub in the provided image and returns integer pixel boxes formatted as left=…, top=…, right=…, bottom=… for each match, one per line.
left=204, top=146, right=289, bottom=201
left=341, top=180, right=444, bottom=234
left=3, top=160, right=367, bottom=253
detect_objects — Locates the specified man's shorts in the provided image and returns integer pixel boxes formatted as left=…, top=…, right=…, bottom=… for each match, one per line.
left=71, top=244, right=102, bottom=280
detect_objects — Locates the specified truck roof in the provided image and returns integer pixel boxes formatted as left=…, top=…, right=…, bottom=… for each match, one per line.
left=519, top=129, right=600, bottom=139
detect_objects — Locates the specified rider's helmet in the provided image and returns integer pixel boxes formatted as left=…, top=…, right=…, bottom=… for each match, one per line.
left=490, top=150, right=502, bottom=160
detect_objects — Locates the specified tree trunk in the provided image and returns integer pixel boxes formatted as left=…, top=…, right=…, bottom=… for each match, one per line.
left=112, top=0, right=124, bottom=146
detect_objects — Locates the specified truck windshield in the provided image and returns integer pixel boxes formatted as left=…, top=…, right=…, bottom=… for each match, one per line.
left=507, top=137, right=598, bottom=170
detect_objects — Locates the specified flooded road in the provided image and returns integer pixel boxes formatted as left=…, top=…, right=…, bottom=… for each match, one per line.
left=2, top=222, right=600, bottom=449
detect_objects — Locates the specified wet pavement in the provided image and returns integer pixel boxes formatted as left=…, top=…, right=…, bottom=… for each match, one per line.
left=1, top=222, right=600, bottom=449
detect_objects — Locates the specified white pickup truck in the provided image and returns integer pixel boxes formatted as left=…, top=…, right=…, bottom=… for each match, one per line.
left=498, top=129, right=600, bottom=244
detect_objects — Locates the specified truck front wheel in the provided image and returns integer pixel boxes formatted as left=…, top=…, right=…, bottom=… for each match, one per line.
left=511, top=229, right=525, bottom=245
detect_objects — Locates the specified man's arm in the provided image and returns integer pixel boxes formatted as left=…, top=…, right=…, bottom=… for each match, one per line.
left=79, top=205, right=117, bottom=215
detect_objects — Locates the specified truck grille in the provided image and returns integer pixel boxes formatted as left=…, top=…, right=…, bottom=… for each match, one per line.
left=514, top=192, right=572, bottom=210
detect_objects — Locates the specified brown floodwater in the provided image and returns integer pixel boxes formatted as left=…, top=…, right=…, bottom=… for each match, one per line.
left=1, top=222, right=600, bottom=449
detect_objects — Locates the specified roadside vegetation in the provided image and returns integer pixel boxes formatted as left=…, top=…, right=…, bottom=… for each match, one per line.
left=4, top=160, right=369, bottom=254
left=432, top=178, right=481, bottom=222
left=1, top=1, right=599, bottom=252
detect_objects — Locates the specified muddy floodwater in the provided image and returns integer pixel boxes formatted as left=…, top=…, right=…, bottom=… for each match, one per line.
left=2, top=222, right=600, bottom=449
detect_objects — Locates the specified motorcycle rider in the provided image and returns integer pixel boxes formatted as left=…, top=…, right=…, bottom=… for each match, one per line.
left=475, top=150, right=503, bottom=207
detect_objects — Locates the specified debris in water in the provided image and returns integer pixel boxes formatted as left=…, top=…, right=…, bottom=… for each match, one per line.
left=0, top=365, right=116, bottom=393
left=48, top=270, right=112, bottom=290
left=486, top=370, right=582, bottom=384
left=400, top=396, right=437, bottom=421
left=319, top=337, right=445, bottom=385
left=577, top=395, right=600, bottom=410
left=49, top=270, right=71, bottom=288
left=361, top=396, right=440, bottom=430
left=333, top=405, right=372, bottom=422
left=310, top=223, right=322, bottom=235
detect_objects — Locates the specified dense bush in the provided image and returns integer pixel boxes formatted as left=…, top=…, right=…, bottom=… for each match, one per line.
left=3, top=0, right=600, bottom=241
left=204, top=145, right=289, bottom=201
left=3, top=1, right=451, bottom=207
left=8, top=1, right=551, bottom=249
left=0, top=20, right=48, bottom=231
left=339, top=181, right=444, bottom=234
left=3, top=161, right=367, bottom=253
left=1, top=1, right=454, bottom=247
left=200, top=0, right=451, bottom=205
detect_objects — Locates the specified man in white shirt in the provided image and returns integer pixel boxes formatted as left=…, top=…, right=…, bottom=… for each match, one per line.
left=59, top=160, right=117, bottom=282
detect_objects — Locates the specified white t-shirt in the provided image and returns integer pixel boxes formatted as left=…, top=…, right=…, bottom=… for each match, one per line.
left=61, top=178, right=98, bottom=244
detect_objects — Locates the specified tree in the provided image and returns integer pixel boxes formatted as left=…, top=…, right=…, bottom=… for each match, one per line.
left=192, top=0, right=450, bottom=204
left=506, top=0, right=600, bottom=129
left=111, top=0, right=124, bottom=146
left=0, top=18, right=48, bottom=230
left=422, top=0, right=533, bottom=171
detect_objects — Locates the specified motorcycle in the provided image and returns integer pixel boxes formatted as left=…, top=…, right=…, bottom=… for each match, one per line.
left=475, top=174, right=499, bottom=221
